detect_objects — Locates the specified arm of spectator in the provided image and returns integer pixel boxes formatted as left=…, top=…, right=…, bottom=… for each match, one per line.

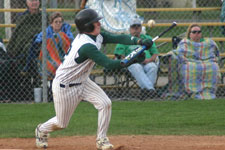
left=143, top=53, right=159, bottom=64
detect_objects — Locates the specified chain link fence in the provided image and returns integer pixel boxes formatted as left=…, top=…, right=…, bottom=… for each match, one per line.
left=0, top=0, right=224, bottom=103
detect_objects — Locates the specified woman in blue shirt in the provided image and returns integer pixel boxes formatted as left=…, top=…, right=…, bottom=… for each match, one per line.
left=24, top=12, right=74, bottom=78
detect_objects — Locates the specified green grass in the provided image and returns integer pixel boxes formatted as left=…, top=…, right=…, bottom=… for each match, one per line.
left=1, top=99, right=225, bottom=138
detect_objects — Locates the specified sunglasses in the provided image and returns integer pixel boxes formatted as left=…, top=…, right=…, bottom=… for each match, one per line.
left=130, top=24, right=141, bottom=28
left=191, top=30, right=202, bottom=34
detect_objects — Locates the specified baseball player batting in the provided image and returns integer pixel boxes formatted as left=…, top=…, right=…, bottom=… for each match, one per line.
left=35, top=8, right=152, bottom=150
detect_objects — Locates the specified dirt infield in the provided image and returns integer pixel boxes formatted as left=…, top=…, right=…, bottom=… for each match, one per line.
left=1, top=135, right=225, bottom=150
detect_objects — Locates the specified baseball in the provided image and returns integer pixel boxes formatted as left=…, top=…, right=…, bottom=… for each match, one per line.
left=147, top=19, right=156, bottom=28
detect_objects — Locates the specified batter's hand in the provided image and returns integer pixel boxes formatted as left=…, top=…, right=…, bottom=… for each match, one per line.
left=121, top=52, right=145, bottom=67
left=138, top=39, right=153, bottom=49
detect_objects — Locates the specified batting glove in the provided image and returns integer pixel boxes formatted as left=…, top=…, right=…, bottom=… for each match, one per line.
left=138, top=39, right=153, bottom=49
left=121, top=52, right=145, bottom=67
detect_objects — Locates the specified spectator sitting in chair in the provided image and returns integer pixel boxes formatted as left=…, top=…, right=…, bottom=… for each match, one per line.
left=168, top=23, right=220, bottom=100
left=23, top=11, right=74, bottom=80
left=114, top=17, right=159, bottom=100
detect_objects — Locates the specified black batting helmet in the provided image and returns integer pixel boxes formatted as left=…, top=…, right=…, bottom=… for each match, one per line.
left=75, top=8, right=102, bottom=33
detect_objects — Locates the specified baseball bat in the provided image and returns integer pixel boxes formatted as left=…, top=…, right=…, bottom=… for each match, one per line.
left=120, top=22, right=177, bottom=66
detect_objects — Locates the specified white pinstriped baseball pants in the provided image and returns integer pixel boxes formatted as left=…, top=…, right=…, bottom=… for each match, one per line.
left=39, top=77, right=112, bottom=139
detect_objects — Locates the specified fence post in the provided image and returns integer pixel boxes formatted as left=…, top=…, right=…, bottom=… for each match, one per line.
left=42, top=0, right=48, bottom=103
left=4, top=0, right=12, bottom=39
left=192, top=0, right=196, bottom=8
left=0, top=1, right=3, bottom=24
left=75, top=0, right=79, bottom=9
left=50, top=0, right=57, bottom=8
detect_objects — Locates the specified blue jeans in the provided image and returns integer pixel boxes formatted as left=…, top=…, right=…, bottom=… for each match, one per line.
left=128, top=62, right=158, bottom=90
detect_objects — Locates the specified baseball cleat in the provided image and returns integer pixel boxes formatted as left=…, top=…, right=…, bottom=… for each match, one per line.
left=35, top=124, right=49, bottom=148
left=96, top=137, right=114, bottom=150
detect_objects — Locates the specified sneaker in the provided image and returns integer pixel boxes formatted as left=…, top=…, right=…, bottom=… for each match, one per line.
left=96, top=137, right=114, bottom=150
left=35, top=124, right=49, bottom=148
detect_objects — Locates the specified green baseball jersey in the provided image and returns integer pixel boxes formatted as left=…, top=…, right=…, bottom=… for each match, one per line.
left=114, top=34, right=158, bottom=59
